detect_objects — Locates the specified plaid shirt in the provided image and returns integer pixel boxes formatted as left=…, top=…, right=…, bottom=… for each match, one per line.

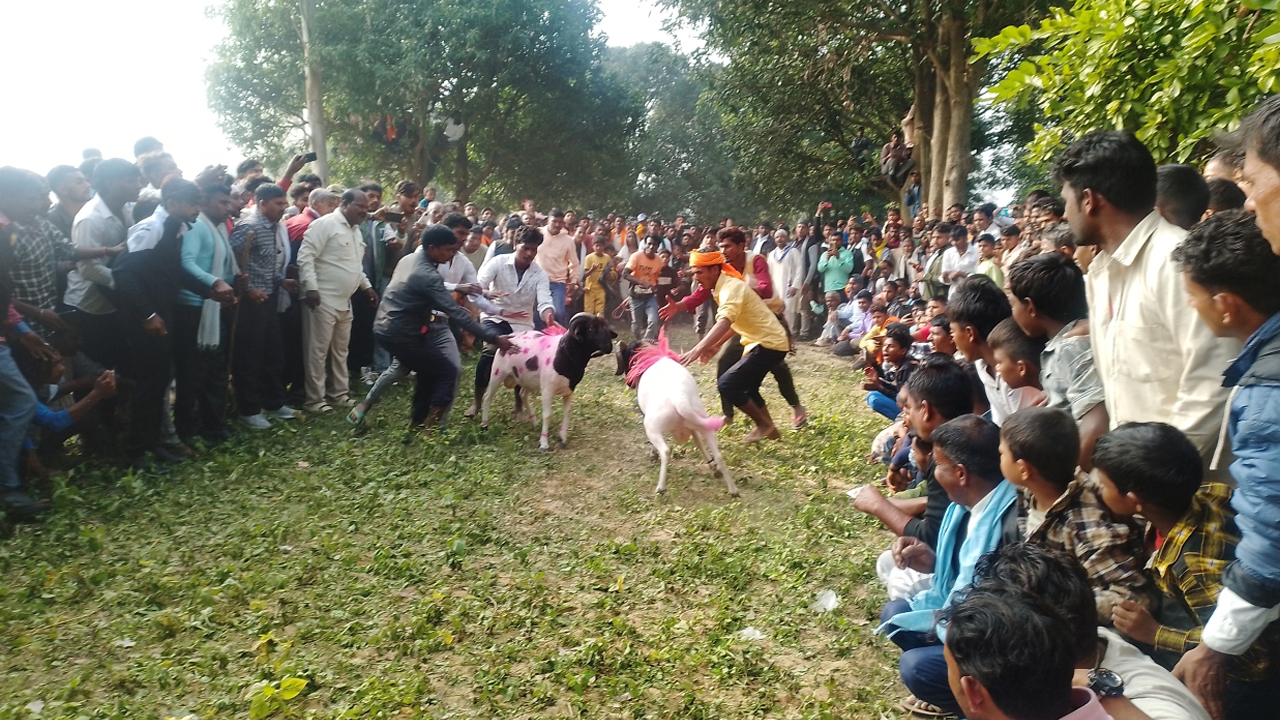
left=9, top=216, right=76, bottom=311
left=230, top=211, right=284, bottom=294
left=1148, top=482, right=1277, bottom=681
left=1019, top=471, right=1154, bottom=618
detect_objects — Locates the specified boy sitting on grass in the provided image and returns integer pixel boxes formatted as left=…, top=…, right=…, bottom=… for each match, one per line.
left=999, top=406, right=1154, bottom=619
left=862, top=325, right=918, bottom=421
left=1092, top=422, right=1279, bottom=719
left=1007, top=251, right=1110, bottom=470
left=1165, top=209, right=1280, bottom=717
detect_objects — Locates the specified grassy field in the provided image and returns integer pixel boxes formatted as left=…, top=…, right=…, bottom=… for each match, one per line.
left=0, top=325, right=905, bottom=720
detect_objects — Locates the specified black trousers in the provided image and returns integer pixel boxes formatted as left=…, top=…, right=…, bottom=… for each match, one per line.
left=66, top=309, right=123, bottom=369
left=233, top=295, right=287, bottom=416
left=279, top=301, right=305, bottom=399
left=122, top=321, right=172, bottom=459
left=172, top=304, right=230, bottom=438
left=718, top=346, right=788, bottom=411
left=716, top=336, right=798, bottom=416
left=381, top=325, right=460, bottom=425
left=347, top=289, right=377, bottom=374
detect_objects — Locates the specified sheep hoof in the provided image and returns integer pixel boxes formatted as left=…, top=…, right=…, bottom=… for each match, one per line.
left=713, top=469, right=724, bottom=479
left=729, top=490, right=741, bottom=499
left=538, top=445, right=549, bottom=453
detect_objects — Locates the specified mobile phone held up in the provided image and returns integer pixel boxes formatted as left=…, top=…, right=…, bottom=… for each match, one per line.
left=302, top=151, right=318, bottom=163
left=384, top=211, right=404, bottom=223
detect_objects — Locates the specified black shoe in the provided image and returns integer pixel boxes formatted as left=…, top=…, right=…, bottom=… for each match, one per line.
left=3, top=491, right=51, bottom=522
left=202, top=427, right=232, bottom=446
left=153, top=446, right=186, bottom=464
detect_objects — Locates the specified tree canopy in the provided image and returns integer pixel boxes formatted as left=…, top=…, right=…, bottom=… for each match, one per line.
left=974, top=0, right=1280, bottom=164
left=208, top=0, right=643, bottom=206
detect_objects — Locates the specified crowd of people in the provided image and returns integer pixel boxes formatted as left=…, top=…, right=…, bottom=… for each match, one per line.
left=3, top=93, right=1280, bottom=720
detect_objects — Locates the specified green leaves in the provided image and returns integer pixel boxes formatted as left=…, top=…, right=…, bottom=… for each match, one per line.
left=976, top=0, right=1280, bottom=164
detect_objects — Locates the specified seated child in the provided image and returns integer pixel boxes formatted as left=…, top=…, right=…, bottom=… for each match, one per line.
left=989, top=316, right=1047, bottom=396
left=17, top=351, right=117, bottom=479
left=999, top=406, right=1154, bottom=618
left=856, top=303, right=889, bottom=363
left=830, top=290, right=874, bottom=356
left=1007, top=251, right=1109, bottom=468
left=948, top=275, right=1043, bottom=425
left=863, top=325, right=918, bottom=421
left=1094, top=422, right=1280, bottom=718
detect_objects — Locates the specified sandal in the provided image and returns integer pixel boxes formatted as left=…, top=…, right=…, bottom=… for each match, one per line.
left=346, top=405, right=367, bottom=426
left=898, top=695, right=955, bottom=718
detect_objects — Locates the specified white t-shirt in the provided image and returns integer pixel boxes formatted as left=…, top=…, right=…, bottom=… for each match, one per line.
left=975, top=357, right=1043, bottom=426
left=1097, top=628, right=1210, bottom=720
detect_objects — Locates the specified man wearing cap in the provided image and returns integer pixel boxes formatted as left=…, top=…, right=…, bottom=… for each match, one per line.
left=680, top=249, right=790, bottom=442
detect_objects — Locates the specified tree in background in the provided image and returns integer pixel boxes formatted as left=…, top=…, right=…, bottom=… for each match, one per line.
left=207, top=0, right=643, bottom=206
left=602, top=44, right=766, bottom=223
left=661, top=0, right=1058, bottom=214
left=974, top=0, right=1280, bottom=164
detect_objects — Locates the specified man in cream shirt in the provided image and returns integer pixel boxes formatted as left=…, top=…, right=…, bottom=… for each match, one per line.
left=298, top=189, right=378, bottom=412
left=1053, top=130, right=1239, bottom=465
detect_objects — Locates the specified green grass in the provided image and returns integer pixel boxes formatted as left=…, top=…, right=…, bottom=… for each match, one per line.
left=0, top=325, right=905, bottom=720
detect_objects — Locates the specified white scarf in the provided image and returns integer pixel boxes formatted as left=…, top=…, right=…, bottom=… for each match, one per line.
left=197, top=214, right=240, bottom=350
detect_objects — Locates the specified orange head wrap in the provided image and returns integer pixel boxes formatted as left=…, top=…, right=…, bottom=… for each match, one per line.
left=689, top=250, right=744, bottom=280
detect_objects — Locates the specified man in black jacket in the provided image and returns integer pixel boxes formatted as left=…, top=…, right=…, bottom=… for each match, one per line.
left=374, top=225, right=515, bottom=437
left=113, top=179, right=202, bottom=471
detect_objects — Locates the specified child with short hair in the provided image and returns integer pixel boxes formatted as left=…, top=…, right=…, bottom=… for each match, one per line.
left=581, top=235, right=614, bottom=317
left=1007, top=251, right=1109, bottom=468
left=857, top=303, right=890, bottom=362
left=1166, top=209, right=1280, bottom=716
left=999, top=406, right=1153, bottom=618
left=948, top=276, right=1042, bottom=425
left=988, top=317, right=1046, bottom=402
left=863, top=325, right=918, bottom=420
left=1093, top=422, right=1280, bottom=717
left=975, top=233, right=1004, bottom=287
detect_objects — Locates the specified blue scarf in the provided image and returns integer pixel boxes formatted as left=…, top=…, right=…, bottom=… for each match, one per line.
left=879, top=480, right=1018, bottom=639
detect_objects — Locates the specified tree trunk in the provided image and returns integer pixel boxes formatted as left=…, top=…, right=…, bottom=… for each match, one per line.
left=299, top=0, right=328, bottom=183
left=454, top=136, right=469, bottom=202
left=911, top=47, right=934, bottom=218
left=942, top=13, right=975, bottom=210
left=928, top=72, right=950, bottom=217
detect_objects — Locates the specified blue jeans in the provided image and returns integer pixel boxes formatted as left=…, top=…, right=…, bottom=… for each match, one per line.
left=867, top=390, right=901, bottom=420
left=0, top=343, right=37, bottom=492
left=549, top=282, right=567, bottom=326
left=630, top=294, right=658, bottom=340
left=880, top=600, right=960, bottom=714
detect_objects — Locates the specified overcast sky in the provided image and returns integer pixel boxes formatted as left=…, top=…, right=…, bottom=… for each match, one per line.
left=0, top=0, right=700, bottom=176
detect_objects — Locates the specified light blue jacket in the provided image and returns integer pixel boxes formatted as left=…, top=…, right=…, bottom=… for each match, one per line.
left=179, top=214, right=237, bottom=307
left=1223, top=310, right=1280, bottom=607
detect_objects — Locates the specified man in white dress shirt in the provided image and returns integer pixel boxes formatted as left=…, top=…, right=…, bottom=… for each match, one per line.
left=297, top=189, right=378, bottom=412
left=768, top=228, right=805, bottom=335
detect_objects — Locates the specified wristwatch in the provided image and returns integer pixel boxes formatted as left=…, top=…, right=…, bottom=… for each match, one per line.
left=1088, top=667, right=1125, bottom=698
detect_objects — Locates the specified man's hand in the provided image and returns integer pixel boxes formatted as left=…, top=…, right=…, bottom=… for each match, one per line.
left=455, top=283, right=481, bottom=296
left=105, top=243, right=126, bottom=256
left=38, top=308, right=70, bottom=333
left=495, top=335, right=517, bottom=354
left=1174, top=643, right=1229, bottom=720
left=281, top=278, right=300, bottom=294
left=501, top=310, right=531, bottom=320
left=305, top=290, right=321, bottom=309
left=886, top=467, right=911, bottom=493
left=143, top=314, right=167, bottom=337
left=787, top=287, right=798, bottom=298
left=850, top=484, right=887, bottom=515
left=91, top=370, right=117, bottom=398
left=248, top=288, right=268, bottom=304
left=658, top=297, right=681, bottom=322
left=363, top=287, right=379, bottom=306
left=891, top=535, right=935, bottom=574
left=1111, top=599, right=1159, bottom=645
left=210, top=279, right=235, bottom=304
left=284, top=154, right=307, bottom=179
left=19, top=332, right=59, bottom=362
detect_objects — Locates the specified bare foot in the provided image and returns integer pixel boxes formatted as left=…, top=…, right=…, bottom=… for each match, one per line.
left=463, top=402, right=478, bottom=419
left=791, top=405, right=807, bottom=429
left=743, top=425, right=782, bottom=443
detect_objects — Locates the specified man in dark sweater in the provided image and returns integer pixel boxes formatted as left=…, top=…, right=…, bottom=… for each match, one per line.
left=375, top=225, right=514, bottom=437
left=113, top=179, right=203, bottom=471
